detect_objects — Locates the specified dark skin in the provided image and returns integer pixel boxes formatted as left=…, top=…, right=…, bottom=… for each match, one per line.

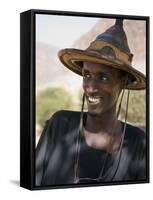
left=82, top=61, right=127, bottom=153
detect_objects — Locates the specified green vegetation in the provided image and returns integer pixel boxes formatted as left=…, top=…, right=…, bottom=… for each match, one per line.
left=118, top=90, right=146, bottom=126
left=36, top=87, right=74, bottom=127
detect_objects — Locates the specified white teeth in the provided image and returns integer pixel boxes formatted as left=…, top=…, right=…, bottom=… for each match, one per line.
left=88, top=96, right=101, bottom=104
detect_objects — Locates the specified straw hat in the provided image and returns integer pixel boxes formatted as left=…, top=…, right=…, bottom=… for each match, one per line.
left=58, top=19, right=146, bottom=90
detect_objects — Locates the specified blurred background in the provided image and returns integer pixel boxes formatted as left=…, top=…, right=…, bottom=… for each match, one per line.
left=36, top=15, right=146, bottom=145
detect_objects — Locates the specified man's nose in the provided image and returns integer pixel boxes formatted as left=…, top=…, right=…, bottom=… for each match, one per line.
left=86, top=79, right=99, bottom=93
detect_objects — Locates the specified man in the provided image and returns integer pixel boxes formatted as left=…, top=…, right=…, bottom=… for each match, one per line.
left=36, top=19, right=146, bottom=186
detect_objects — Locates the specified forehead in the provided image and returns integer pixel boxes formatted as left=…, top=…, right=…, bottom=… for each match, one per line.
left=82, top=62, right=121, bottom=76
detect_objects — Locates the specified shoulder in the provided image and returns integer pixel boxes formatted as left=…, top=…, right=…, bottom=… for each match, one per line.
left=45, top=110, right=81, bottom=128
left=50, top=110, right=81, bottom=121
left=125, top=123, right=145, bottom=137
left=123, top=122, right=146, bottom=147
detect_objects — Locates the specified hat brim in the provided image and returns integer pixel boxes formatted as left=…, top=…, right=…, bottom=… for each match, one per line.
left=58, top=48, right=146, bottom=90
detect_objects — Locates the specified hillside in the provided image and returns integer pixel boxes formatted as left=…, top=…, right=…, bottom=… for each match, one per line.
left=36, top=42, right=82, bottom=95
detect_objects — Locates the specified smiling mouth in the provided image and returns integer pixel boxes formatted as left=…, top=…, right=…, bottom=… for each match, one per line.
left=86, top=96, right=102, bottom=104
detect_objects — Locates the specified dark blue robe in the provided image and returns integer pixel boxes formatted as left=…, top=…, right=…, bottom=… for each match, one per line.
left=36, top=110, right=146, bottom=187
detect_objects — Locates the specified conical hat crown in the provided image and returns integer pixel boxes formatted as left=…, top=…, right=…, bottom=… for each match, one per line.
left=96, top=19, right=132, bottom=60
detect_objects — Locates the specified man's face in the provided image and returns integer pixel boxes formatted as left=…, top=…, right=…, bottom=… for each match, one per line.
left=82, top=62, right=124, bottom=117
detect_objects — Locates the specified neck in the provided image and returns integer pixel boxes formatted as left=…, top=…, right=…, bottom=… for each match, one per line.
left=85, top=106, right=119, bottom=135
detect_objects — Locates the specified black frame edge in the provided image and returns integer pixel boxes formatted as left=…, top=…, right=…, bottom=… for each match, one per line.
left=20, top=10, right=35, bottom=190
left=28, top=9, right=150, bottom=19
left=146, top=16, right=150, bottom=183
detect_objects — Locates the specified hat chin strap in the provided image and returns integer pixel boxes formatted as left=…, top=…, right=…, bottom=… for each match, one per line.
left=73, top=93, right=85, bottom=183
left=79, top=92, right=85, bottom=130
left=110, top=76, right=130, bottom=180
left=110, top=88, right=130, bottom=181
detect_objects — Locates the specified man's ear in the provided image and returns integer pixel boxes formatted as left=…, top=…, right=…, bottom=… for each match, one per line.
left=126, top=73, right=137, bottom=86
left=120, top=72, right=136, bottom=88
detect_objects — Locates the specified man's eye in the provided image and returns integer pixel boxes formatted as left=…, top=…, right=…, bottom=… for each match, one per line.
left=99, top=75, right=108, bottom=81
left=83, top=74, right=91, bottom=79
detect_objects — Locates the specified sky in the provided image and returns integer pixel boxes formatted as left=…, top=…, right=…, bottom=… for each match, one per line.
left=36, top=14, right=100, bottom=48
